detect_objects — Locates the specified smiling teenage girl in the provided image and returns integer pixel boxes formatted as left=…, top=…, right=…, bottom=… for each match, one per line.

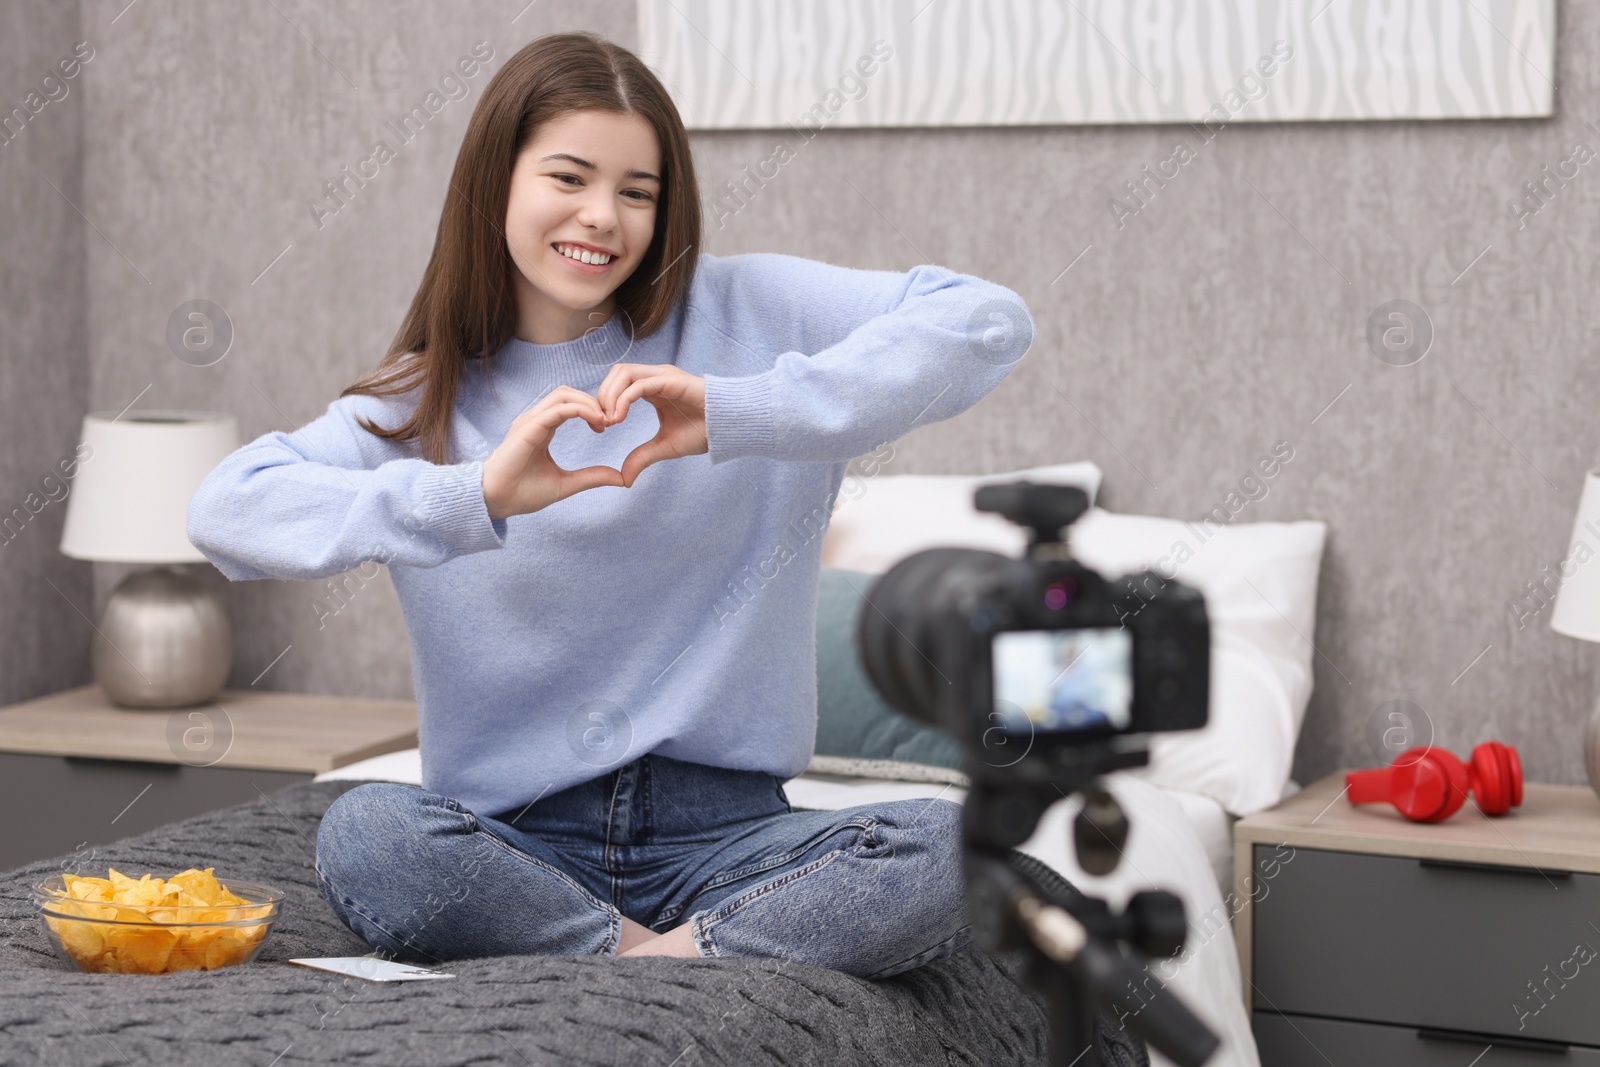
left=187, top=31, right=1034, bottom=977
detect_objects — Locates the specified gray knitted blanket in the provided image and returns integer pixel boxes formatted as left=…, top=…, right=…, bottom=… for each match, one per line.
left=0, top=780, right=1148, bottom=1066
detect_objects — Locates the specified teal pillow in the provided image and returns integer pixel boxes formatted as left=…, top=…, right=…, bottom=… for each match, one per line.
left=814, top=566, right=964, bottom=772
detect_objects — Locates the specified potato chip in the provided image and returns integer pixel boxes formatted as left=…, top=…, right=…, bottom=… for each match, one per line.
left=116, top=924, right=178, bottom=972
left=47, top=913, right=104, bottom=959
left=63, top=874, right=112, bottom=903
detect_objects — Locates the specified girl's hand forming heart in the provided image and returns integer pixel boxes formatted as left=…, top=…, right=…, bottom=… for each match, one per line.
left=596, top=364, right=709, bottom=488
left=480, top=385, right=622, bottom=521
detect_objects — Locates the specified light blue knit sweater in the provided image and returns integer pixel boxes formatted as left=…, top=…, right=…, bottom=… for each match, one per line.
left=187, top=251, right=1033, bottom=818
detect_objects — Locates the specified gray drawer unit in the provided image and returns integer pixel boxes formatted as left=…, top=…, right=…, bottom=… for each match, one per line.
left=0, top=752, right=310, bottom=873
left=1255, top=1011, right=1600, bottom=1065
left=1253, top=844, right=1600, bottom=1048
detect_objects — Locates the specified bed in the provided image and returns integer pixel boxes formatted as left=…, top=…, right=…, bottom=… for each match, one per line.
left=307, top=746, right=1267, bottom=1067
left=1, top=465, right=1324, bottom=1067
left=308, top=748, right=1260, bottom=1062
left=0, top=772, right=1148, bottom=1066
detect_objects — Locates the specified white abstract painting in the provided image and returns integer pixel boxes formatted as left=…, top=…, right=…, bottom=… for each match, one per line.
left=635, top=0, right=1556, bottom=128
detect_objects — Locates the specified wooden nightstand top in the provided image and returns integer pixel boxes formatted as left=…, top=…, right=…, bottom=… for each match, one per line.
left=1237, top=770, right=1600, bottom=875
left=0, top=685, right=418, bottom=774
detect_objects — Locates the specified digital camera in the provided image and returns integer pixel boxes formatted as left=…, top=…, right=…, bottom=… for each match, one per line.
left=855, top=481, right=1209, bottom=783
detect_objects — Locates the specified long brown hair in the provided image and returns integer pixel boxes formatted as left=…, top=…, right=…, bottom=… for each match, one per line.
left=341, top=31, right=702, bottom=465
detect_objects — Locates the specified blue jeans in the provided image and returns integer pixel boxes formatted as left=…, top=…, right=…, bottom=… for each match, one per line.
left=314, top=752, right=974, bottom=980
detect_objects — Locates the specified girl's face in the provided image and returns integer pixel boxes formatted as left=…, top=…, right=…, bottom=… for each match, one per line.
left=505, top=109, right=662, bottom=344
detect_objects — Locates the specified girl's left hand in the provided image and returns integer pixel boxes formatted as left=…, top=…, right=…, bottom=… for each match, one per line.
left=596, top=364, right=709, bottom=487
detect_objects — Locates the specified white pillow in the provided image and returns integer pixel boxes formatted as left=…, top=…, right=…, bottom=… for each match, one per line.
left=1068, top=509, right=1326, bottom=815
left=824, top=461, right=1103, bottom=571
left=822, top=485, right=1326, bottom=817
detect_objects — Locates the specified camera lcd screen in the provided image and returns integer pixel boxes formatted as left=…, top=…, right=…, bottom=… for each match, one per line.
left=992, top=627, right=1133, bottom=734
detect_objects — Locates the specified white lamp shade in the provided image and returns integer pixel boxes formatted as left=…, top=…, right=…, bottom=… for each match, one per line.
left=59, top=410, right=240, bottom=564
left=1552, top=467, right=1600, bottom=643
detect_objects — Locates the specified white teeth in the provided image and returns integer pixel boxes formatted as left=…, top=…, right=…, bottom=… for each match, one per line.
left=557, top=243, right=611, bottom=265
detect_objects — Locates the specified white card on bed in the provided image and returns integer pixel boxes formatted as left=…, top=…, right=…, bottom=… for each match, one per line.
left=290, top=956, right=455, bottom=981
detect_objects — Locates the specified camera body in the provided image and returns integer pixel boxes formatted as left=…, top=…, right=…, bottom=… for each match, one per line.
left=856, top=482, right=1209, bottom=785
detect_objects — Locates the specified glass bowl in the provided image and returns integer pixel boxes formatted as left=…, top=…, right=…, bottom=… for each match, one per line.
left=34, top=873, right=284, bottom=974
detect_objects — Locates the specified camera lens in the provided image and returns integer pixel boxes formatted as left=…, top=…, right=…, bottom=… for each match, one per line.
left=856, top=547, right=1013, bottom=730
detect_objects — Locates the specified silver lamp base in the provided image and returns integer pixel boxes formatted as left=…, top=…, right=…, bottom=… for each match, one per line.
left=92, top=566, right=232, bottom=709
left=1586, top=692, right=1600, bottom=802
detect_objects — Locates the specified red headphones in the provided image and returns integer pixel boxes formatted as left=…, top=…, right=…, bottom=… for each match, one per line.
left=1345, top=742, right=1523, bottom=822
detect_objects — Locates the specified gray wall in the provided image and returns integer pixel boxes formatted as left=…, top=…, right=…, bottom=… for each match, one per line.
left=0, top=1, right=91, bottom=707
left=5, top=1, right=1599, bottom=790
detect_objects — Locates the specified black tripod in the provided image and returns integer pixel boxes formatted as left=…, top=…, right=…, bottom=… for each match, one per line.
left=961, top=751, right=1221, bottom=1067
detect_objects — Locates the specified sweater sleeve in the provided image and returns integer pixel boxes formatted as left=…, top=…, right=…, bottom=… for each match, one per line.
left=697, top=254, right=1034, bottom=464
left=186, top=392, right=507, bottom=582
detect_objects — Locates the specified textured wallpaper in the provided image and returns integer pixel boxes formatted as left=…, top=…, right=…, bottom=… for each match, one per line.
left=2, top=0, right=1598, bottom=791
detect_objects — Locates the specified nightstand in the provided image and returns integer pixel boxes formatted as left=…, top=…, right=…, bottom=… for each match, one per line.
left=0, top=685, right=417, bottom=872
left=1234, top=770, right=1600, bottom=1065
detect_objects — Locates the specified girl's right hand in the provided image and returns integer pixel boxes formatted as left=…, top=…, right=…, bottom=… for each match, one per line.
left=481, top=386, right=625, bottom=521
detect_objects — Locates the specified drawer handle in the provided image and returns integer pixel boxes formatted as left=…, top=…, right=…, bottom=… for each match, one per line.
left=63, top=756, right=182, bottom=774
left=1418, top=857, right=1572, bottom=880
left=1417, top=1026, right=1569, bottom=1055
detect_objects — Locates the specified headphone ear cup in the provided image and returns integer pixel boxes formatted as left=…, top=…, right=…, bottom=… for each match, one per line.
left=1423, top=748, right=1470, bottom=822
left=1471, top=743, right=1508, bottom=815
left=1475, top=741, right=1523, bottom=812
left=1388, top=748, right=1458, bottom=822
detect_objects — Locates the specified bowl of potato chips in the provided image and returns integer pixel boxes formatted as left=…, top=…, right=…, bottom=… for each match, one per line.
left=34, top=867, right=282, bottom=975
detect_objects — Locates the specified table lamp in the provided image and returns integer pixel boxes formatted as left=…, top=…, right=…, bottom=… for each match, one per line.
left=58, top=410, right=241, bottom=709
left=1551, top=467, right=1600, bottom=799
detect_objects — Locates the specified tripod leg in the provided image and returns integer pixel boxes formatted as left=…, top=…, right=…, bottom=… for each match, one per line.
left=1029, top=954, right=1098, bottom=1067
